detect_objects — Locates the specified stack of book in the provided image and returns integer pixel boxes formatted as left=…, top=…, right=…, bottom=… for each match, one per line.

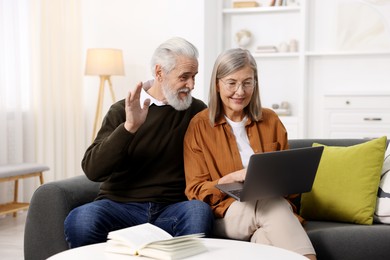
left=255, top=45, right=278, bottom=53
left=233, top=1, right=259, bottom=8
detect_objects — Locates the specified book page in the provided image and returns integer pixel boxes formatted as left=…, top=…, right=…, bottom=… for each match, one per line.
left=149, top=233, right=204, bottom=247
left=107, top=223, right=172, bottom=250
left=139, top=242, right=207, bottom=260
left=147, top=239, right=202, bottom=251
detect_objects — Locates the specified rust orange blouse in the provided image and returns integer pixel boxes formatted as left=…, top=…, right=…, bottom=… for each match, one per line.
left=184, top=108, right=295, bottom=219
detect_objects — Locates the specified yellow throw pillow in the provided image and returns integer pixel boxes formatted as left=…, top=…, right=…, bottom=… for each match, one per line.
left=300, top=136, right=387, bottom=225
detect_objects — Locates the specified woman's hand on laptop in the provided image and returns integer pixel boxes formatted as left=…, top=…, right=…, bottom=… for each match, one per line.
left=218, top=169, right=247, bottom=184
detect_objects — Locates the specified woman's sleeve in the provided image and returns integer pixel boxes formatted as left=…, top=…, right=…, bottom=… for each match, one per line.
left=183, top=119, right=226, bottom=206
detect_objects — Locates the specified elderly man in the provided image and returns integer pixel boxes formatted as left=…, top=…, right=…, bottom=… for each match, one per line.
left=64, top=37, right=213, bottom=248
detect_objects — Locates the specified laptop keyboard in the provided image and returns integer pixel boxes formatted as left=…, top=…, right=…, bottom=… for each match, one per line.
left=230, top=189, right=242, bottom=199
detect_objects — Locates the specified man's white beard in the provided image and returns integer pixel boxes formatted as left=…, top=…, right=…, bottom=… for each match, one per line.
left=162, top=83, right=193, bottom=111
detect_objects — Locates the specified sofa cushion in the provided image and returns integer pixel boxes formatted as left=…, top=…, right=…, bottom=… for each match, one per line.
left=374, top=143, right=390, bottom=223
left=305, top=220, right=390, bottom=260
left=300, top=136, right=387, bottom=225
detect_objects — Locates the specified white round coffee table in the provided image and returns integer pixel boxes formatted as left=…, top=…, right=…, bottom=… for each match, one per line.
left=48, top=238, right=307, bottom=260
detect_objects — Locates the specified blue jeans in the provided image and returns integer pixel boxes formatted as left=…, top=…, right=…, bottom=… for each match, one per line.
left=64, top=199, right=214, bottom=248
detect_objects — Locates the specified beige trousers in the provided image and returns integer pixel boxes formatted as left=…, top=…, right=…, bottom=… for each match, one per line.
left=214, top=198, right=315, bottom=256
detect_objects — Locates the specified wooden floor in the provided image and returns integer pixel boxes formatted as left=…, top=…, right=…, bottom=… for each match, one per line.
left=0, top=211, right=26, bottom=260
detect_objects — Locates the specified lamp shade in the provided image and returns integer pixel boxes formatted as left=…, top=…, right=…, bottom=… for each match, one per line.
left=85, top=48, right=125, bottom=76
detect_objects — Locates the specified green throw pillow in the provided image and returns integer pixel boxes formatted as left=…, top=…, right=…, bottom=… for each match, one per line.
left=300, top=136, right=387, bottom=225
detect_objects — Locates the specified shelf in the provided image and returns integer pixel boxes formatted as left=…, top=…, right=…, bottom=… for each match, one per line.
left=306, top=50, right=390, bottom=57
left=279, top=115, right=298, bottom=122
left=252, top=52, right=300, bottom=58
left=223, top=6, right=300, bottom=14
left=220, top=0, right=390, bottom=138
left=220, top=0, right=306, bottom=137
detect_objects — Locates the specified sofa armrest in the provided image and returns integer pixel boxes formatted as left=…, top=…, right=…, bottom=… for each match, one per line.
left=24, top=175, right=100, bottom=260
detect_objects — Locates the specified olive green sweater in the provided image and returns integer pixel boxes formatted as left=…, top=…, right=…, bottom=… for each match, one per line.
left=82, top=98, right=206, bottom=203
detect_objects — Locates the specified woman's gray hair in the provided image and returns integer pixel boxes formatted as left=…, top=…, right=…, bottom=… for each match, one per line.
left=208, top=48, right=262, bottom=125
left=150, top=37, right=199, bottom=76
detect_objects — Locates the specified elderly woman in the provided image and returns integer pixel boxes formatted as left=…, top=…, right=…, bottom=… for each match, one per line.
left=184, top=48, right=316, bottom=260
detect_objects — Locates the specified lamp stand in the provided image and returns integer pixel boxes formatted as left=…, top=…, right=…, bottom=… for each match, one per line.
left=92, top=75, right=116, bottom=142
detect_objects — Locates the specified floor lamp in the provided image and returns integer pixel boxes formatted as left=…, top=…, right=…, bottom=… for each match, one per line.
left=85, top=48, right=125, bottom=142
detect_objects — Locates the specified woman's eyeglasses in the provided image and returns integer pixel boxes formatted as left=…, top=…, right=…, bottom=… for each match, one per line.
left=219, top=79, right=255, bottom=92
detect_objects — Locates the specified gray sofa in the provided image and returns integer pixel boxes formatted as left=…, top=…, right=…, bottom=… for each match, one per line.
left=24, top=139, right=390, bottom=260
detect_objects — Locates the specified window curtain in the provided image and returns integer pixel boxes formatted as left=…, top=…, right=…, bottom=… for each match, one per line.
left=0, top=0, right=36, bottom=203
left=32, top=0, right=86, bottom=182
left=0, top=0, right=86, bottom=204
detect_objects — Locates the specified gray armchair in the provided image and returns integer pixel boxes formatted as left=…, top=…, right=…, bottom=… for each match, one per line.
left=24, top=175, right=100, bottom=260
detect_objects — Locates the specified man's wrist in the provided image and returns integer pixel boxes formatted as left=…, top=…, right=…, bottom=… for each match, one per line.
left=124, top=122, right=138, bottom=133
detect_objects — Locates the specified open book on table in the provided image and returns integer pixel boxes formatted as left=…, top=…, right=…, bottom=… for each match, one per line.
left=106, top=223, right=207, bottom=260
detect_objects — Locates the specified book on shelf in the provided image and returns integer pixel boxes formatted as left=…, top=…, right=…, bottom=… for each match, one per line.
left=233, top=1, right=259, bottom=8
left=105, top=223, right=207, bottom=260
left=255, top=45, right=278, bottom=53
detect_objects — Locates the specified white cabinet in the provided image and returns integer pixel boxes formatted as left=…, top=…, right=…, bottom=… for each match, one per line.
left=323, top=95, right=390, bottom=139
left=219, top=0, right=390, bottom=138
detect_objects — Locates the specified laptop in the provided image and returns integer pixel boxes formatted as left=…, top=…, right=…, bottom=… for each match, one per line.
left=215, top=146, right=324, bottom=201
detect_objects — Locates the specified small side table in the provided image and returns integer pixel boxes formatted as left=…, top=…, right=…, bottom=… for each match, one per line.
left=0, top=163, right=49, bottom=217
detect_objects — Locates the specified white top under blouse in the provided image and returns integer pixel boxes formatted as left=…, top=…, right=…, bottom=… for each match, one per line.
left=225, top=115, right=254, bottom=168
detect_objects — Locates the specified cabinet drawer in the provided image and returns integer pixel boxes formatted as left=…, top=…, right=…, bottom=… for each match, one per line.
left=329, top=112, right=390, bottom=125
left=324, top=96, right=390, bottom=109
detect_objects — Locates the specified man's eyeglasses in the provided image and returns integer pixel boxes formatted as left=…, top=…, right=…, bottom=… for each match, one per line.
left=219, top=79, right=255, bottom=92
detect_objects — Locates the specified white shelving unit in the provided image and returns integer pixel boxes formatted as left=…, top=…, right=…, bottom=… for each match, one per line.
left=219, top=0, right=306, bottom=138
left=305, top=0, right=390, bottom=138
left=219, top=0, right=390, bottom=138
